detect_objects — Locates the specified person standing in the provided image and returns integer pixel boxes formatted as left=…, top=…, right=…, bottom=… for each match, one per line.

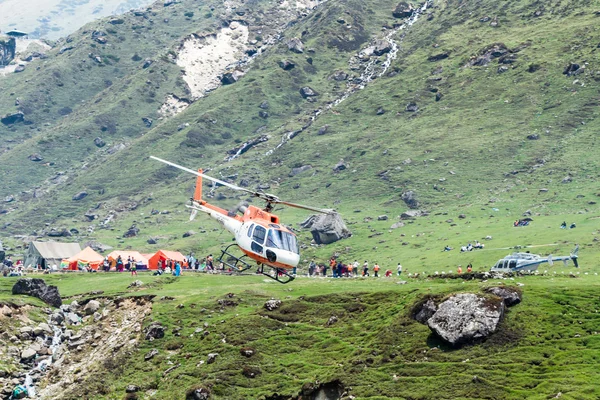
left=353, top=260, right=359, bottom=277
left=397, top=263, right=403, bottom=276
left=362, top=261, right=369, bottom=277
left=373, top=263, right=380, bottom=277
left=174, top=261, right=181, bottom=276
left=131, top=259, right=137, bottom=276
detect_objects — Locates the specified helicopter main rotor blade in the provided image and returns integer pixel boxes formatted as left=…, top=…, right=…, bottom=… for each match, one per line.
left=151, top=156, right=256, bottom=196
left=275, top=199, right=335, bottom=214
left=481, top=243, right=559, bottom=251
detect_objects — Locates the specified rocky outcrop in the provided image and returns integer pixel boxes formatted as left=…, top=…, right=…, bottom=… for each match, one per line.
left=427, top=293, right=504, bottom=346
left=145, top=322, right=165, bottom=340
left=300, top=212, right=351, bottom=245
left=287, top=38, right=304, bottom=53
left=1, top=111, right=25, bottom=125
left=264, top=299, right=282, bottom=311
left=12, top=278, right=62, bottom=308
left=393, top=2, right=415, bottom=18
left=401, top=190, right=419, bottom=209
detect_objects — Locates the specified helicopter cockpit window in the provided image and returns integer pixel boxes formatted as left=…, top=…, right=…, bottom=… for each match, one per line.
left=247, top=224, right=255, bottom=238
left=266, top=229, right=299, bottom=254
left=252, top=225, right=266, bottom=244
left=508, top=260, right=517, bottom=269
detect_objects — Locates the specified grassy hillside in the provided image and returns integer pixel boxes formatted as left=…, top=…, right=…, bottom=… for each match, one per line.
left=3, top=273, right=600, bottom=399
left=0, top=0, right=599, bottom=273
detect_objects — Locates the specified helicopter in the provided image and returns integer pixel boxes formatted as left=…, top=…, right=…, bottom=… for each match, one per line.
left=150, top=156, right=334, bottom=283
left=489, top=244, right=579, bottom=273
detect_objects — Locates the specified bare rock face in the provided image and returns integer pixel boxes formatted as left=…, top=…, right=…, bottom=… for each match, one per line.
left=300, top=212, right=352, bottom=245
left=12, top=278, right=62, bottom=308
left=484, top=286, right=522, bottom=307
left=427, top=293, right=504, bottom=346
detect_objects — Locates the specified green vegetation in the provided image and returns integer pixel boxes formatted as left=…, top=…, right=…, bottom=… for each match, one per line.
left=3, top=273, right=600, bottom=399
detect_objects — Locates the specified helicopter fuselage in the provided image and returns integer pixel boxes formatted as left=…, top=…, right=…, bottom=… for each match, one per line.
left=189, top=201, right=300, bottom=270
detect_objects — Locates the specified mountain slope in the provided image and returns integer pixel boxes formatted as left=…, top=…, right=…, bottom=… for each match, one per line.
left=0, top=0, right=599, bottom=269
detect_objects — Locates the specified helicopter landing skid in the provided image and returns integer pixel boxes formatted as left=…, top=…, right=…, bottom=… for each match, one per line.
left=218, top=244, right=295, bottom=284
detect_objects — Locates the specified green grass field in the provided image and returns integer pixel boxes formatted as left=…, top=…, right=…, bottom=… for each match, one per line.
left=2, top=272, right=600, bottom=399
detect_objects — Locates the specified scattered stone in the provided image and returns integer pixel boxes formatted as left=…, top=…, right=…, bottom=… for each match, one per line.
left=287, top=37, right=304, bottom=53
left=376, top=107, right=385, bottom=115
left=299, top=87, right=318, bottom=99
left=563, top=63, right=583, bottom=77
left=145, top=349, right=159, bottom=361
left=300, top=212, right=351, bottom=245
left=562, top=176, right=572, bottom=184
left=401, top=191, right=419, bottom=209
left=21, top=348, right=37, bottom=362
left=393, top=1, right=414, bottom=18
left=83, top=300, right=101, bottom=315
left=145, top=322, right=165, bottom=340
left=333, top=159, right=347, bottom=172
left=278, top=59, right=295, bottom=70
left=259, top=101, right=269, bottom=109
left=428, top=53, right=449, bottom=62
left=390, top=222, right=405, bottom=229
left=123, top=224, right=139, bottom=238
left=264, top=299, right=281, bottom=311
left=142, top=59, right=153, bottom=69
left=221, top=70, right=244, bottom=85
left=427, top=293, right=505, bottom=346
left=317, top=125, right=329, bottom=135
left=326, top=315, right=338, bottom=326
left=142, top=117, right=153, bottom=128
left=207, top=353, right=219, bottom=364
left=240, top=347, right=255, bottom=357
left=331, top=71, right=348, bottom=81
left=377, top=215, right=388, bottom=221
left=72, top=191, right=88, bottom=201
left=28, top=153, right=43, bottom=162
left=405, top=102, right=418, bottom=112
left=128, top=280, right=144, bottom=288
left=400, top=210, right=428, bottom=219
left=484, top=286, right=522, bottom=307
left=12, top=278, right=62, bottom=308
left=186, top=387, right=211, bottom=400
left=289, top=165, right=312, bottom=177
left=527, top=134, right=539, bottom=140
left=93, top=137, right=106, bottom=148
left=1, top=111, right=25, bottom=125
left=182, top=230, right=196, bottom=238
left=458, top=214, right=466, bottom=219
left=258, top=110, right=269, bottom=119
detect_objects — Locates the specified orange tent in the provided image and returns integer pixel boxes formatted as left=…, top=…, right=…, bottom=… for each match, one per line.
left=65, top=246, right=104, bottom=271
left=148, top=250, right=187, bottom=270
left=107, top=251, right=149, bottom=269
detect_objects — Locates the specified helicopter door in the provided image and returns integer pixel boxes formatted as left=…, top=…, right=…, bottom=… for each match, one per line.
left=251, top=225, right=266, bottom=254
left=508, top=260, right=517, bottom=270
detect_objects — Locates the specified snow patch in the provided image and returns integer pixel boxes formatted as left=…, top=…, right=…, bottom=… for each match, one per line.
left=176, top=22, right=249, bottom=99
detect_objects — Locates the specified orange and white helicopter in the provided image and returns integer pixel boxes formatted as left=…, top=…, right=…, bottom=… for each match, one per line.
left=151, top=156, right=334, bottom=283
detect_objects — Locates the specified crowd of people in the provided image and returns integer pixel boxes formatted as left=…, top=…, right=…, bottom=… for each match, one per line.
left=306, top=257, right=403, bottom=278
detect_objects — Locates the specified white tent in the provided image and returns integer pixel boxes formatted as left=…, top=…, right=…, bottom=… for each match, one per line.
left=24, top=241, right=82, bottom=269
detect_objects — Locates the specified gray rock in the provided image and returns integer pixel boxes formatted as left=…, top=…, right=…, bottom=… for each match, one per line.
left=1, top=111, right=25, bottom=125
left=33, top=323, right=52, bottom=336
left=331, top=71, right=348, bottom=81
left=240, top=347, right=255, bottom=357
left=28, top=153, right=43, bottom=162
left=278, top=59, right=295, bottom=70
left=21, top=348, right=37, bottom=361
left=377, top=215, right=388, bottom=221
left=207, top=353, right=219, bottom=364
left=142, top=117, right=153, bottom=128
left=427, top=293, right=505, bottom=346
left=83, top=300, right=100, bottom=315
left=390, top=222, right=405, bottom=229
left=66, top=313, right=81, bottom=325
left=300, top=212, right=351, bottom=245
left=414, top=298, right=437, bottom=324
left=126, top=385, right=139, bottom=393
left=187, top=387, right=211, bottom=400
left=563, top=63, right=582, bottom=77
left=182, top=230, right=196, bottom=238
left=405, top=102, right=419, bottom=112
left=401, top=191, right=419, bottom=209
left=142, top=59, right=153, bottom=69
left=264, top=299, right=281, bottom=311
left=221, top=70, right=244, bottom=85
left=299, top=86, right=318, bottom=99
left=326, top=315, right=338, bottom=326
left=484, top=287, right=522, bottom=307
left=400, top=210, right=428, bottom=219
left=287, top=37, right=304, bottom=53
left=317, top=125, right=329, bottom=135
left=72, top=191, right=88, bottom=201
left=12, top=278, right=62, bottom=308
left=372, top=39, right=392, bottom=56
left=128, top=280, right=144, bottom=288
left=123, top=224, right=139, bottom=238
left=333, top=159, right=347, bottom=172
left=259, top=101, right=269, bottom=109
left=289, top=165, right=312, bottom=177
left=145, top=322, right=165, bottom=340
left=393, top=1, right=414, bottom=18
left=144, top=349, right=159, bottom=361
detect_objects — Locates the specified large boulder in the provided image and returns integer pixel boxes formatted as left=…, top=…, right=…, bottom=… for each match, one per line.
left=83, top=300, right=101, bottom=315
left=401, top=190, right=419, bottom=209
left=1, top=111, right=24, bottom=125
left=413, top=298, right=437, bottom=324
left=12, top=278, right=62, bottom=308
left=393, top=1, right=414, bottom=18
left=145, top=322, right=165, bottom=340
left=427, top=293, right=504, bottom=346
left=300, top=212, right=352, bottom=245
left=287, top=37, right=304, bottom=53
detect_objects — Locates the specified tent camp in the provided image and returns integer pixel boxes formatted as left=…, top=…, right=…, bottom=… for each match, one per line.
left=64, top=247, right=104, bottom=270
left=24, top=241, right=82, bottom=269
left=107, top=251, right=149, bottom=269
left=148, top=250, right=186, bottom=270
